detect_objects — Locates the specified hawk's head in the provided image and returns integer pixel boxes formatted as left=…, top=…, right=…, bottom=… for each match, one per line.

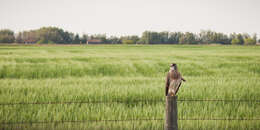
left=170, top=63, right=177, bottom=70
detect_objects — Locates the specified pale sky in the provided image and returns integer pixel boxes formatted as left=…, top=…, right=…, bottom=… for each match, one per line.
left=0, top=0, right=259, bottom=36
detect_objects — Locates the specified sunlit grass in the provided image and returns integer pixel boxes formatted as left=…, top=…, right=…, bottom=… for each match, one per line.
left=0, top=45, right=259, bottom=129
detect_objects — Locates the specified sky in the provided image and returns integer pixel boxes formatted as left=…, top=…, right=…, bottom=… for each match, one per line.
left=0, top=0, right=259, bottom=36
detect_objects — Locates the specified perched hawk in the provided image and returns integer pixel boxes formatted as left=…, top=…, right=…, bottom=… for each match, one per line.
left=165, top=63, right=186, bottom=96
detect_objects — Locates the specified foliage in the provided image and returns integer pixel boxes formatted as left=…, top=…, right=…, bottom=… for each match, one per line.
left=73, top=34, right=80, bottom=44
left=0, top=29, right=15, bottom=43
left=0, top=27, right=258, bottom=45
left=237, top=34, right=244, bottom=44
left=108, top=36, right=121, bottom=44
left=16, top=27, right=74, bottom=44
left=168, top=32, right=182, bottom=44
left=199, top=30, right=230, bottom=44
left=122, top=39, right=134, bottom=44
left=90, top=34, right=107, bottom=43
left=244, top=38, right=256, bottom=45
left=231, top=38, right=241, bottom=45
left=141, top=31, right=161, bottom=44
left=179, top=32, right=197, bottom=44
left=36, top=39, right=54, bottom=44
left=120, top=35, right=139, bottom=44
left=81, top=34, right=88, bottom=44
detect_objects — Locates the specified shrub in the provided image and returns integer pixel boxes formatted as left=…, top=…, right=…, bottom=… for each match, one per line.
left=231, top=38, right=241, bottom=45
left=36, top=39, right=54, bottom=44
left=122, top=40, right=134, bottom=44
left=0, top=29, right=15, bottom=43
left=244, top=38, right=256, bottom=45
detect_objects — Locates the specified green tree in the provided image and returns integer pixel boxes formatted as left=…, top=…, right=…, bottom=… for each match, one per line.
left=231, top=38, right=240, bottom=45
left=122, top=39, right=134, bottom=44
left=244, top=38, right=256, bottom=45
left=16, top=27, right=74, bottom=44
left=237, top=34, right=244, bottom=44
left=141, top=31, right=151, bottom=44
left=129, top=35, right=139, bottom=44
left=0, top=29, right=15, bottom=43
left=136, top=39, right=145, bottom=44
left=229, top=33, right=237, bottom=40
left=62, top=31, right=73, bottom=43
left=199, top=30, right=230, bottom=44
left=141, top=31, right=161, bottom=44
left=179, top=32, right=197, bottom=44
left=159, top=31, right=169, bottom=44
left=72, top=34, right=80, bottom=44
left=252, top=33, right=257, bottom=44
left=199, top=30, right=213, bottom=44
left=81, top=34, right=88, bottom=44
left=36, top=39, right=54, bottom=44
left=242, top=33, right=250, bottom=39
left=168, top=32, right=182, bottom=44
left=90, top=34, right=107, bottom=43
left=120, top=35, right=139, bottom=44
left=108, top=36, right=121, bottom=44
left=37, top=27, right=65, bottom=43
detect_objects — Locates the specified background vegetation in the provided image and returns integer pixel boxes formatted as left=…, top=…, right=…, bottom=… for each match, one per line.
left=0, top=45, right=259, bottom=129
left=0, top=27, right=259, bottom=45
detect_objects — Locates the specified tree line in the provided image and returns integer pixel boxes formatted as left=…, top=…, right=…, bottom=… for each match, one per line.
left=0, top=27, right=259, bottom=45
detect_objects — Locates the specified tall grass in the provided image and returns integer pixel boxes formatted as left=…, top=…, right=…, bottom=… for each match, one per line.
left=0, top=45, right=260, bottom=129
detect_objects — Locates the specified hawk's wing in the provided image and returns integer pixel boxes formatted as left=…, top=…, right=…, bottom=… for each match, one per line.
left=165, top=72, right=170, bottom=96
left=174, top=72, right=183, bottom=95
left=175, top=81, right=182, bottom=95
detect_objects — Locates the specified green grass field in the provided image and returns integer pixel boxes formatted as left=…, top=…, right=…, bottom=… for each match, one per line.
left=0, top=45, right=260, bottom=130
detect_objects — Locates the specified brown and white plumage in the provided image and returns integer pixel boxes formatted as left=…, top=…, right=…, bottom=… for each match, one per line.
left=165, top=63, right=186, bottom=96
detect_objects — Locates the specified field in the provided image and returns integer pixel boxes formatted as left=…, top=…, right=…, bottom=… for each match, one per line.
left=0, top=45, right=260, bottom=130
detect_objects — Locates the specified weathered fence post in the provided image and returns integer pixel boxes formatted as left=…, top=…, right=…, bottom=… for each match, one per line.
left=165, top=96, right=178, bottom=130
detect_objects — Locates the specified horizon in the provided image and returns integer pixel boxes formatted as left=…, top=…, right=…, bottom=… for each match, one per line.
left=1, top=26, right=260, bottom=37
left=1, top=0, right=260, bottom=37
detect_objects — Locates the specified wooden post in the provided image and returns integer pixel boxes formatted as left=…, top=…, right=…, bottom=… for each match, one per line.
left=165, top=96, right=178, bottom=130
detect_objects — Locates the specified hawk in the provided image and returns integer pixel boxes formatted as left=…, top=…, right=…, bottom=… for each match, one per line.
left=165, top=63, right=186, bottom=96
